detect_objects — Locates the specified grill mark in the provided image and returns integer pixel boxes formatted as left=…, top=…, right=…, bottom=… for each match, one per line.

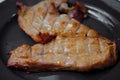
left=87, top=38, right=92, bottom=53
left=30, top=47, right=33, bottom=58
left=64, top=16, right=71, bottom=31
left=32, top=6, right=44, bottom=32
left=94, top=38, right=101, bottom=54
left=40, top=1, right=50, bottom=20
left=99, top=38, right=103, bottom=54
left=75, top=23, right=81, bottom=35
left=98, top=38, right=101, bottom=54
left=43, top=4, right=50, bottom=20
left=32, top=1, right=50, bottom=33
left=76, top=24, right=88, bottom=36
left=31, top=8, right=40, bottom=32
left=76, top=23, right=81, bottom=32
left=63, top=18, right=71, bottom=33
left=44, top=2, right=60, bottom=33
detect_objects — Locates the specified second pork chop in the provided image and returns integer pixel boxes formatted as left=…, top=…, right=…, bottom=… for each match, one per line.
left=18, top=0, right=97, bottom=43
left=8, top=36, right=117, bottom=72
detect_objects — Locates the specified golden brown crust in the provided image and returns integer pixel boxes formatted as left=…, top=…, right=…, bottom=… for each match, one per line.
left=8, top=37, right=118, bottom=72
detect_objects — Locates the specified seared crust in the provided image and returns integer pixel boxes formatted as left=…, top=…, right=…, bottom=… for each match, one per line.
left=17, top=0, right=98, bottom=43
left=8, top=36, right=118, bottom=72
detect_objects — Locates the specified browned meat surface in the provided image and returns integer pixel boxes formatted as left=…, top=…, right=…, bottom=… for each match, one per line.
left=8, top=36, right=117, bottom=72
left=8, top=0, right=118, bottom=72
left=17, top=0, right=98, bottom=43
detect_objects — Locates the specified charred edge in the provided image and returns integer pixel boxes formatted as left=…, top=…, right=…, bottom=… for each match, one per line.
left=8, top=62, right=65, bottom=72
left=39, top=32, right=56, bottom=44
left=8, top=64, right=31, bottom=72
left=68, top=2, right=88, bottom=22
left=17, top=2, right=28, bottom=16
left=73, top=2, right=88, bottom=17
left=16, top=2, right=24, bottom=9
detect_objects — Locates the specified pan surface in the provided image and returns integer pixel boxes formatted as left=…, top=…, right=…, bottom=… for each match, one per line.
left=0, top=0, right=120, bottom=80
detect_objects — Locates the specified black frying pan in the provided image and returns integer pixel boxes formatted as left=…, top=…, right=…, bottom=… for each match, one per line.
left=0, top=0, right=120, bottom=80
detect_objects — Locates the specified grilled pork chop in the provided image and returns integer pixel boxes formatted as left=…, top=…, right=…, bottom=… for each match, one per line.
left=18, top=0, right=98, bottom=43
left=8, top=36, right=117, bottom=72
